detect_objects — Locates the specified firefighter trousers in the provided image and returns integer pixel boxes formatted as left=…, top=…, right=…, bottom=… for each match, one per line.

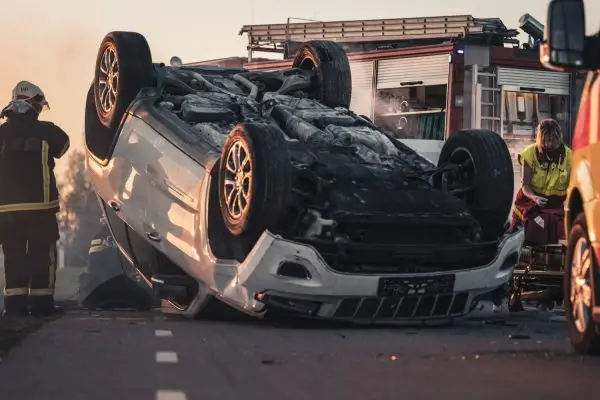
left=2, top=237, right=58, bottom=315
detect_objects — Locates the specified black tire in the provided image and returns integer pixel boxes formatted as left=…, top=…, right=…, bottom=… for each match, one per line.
left=218, top=123, right=292, bottom=238
left=292, top=40, right=352, bottom=109
left=564, top=213, right=600, bottom=355
left=93, top=31, right=154, bottom=129
left=85, top=82, right=116, bottom=160
left=437, top=130, right=514, bottom=239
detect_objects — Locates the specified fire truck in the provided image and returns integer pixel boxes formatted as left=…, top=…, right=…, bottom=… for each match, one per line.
left=187, top=14, right=584, bottom=194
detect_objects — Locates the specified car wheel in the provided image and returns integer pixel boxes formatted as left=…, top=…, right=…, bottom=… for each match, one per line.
left=437, top=129, right=514, bottom=239
left=93, top=31, right=154, bottom=129
left=218, top=123, right=292, bottom=238
left=85, top=82, right=117, bottom=160
left=564, top=213, right=600, bottom=354
left=292, top=40, right=352, bottom=109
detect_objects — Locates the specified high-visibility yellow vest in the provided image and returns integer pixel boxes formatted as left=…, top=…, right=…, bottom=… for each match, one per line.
left=518, top=143, right=571, bottom=197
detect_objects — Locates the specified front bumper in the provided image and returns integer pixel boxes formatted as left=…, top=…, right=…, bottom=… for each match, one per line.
left=215, top=228, right=524, bottom=323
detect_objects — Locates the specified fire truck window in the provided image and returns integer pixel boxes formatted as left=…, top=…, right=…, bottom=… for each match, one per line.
left=502, top=91, right=569, bottom=139
left=373, top=84, right=447, bottom=140
left=516, top=96, right=526, bottom=112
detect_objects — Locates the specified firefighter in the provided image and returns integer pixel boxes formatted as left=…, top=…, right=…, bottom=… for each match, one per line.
left=0, top=81, right=70, bottom=317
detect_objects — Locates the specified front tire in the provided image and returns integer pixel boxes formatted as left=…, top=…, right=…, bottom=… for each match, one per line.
left=437, top=130, right=514, bottom=239
left=564, top=213, right=600, bottom=354
left=218, top=123, right=292, bottom=238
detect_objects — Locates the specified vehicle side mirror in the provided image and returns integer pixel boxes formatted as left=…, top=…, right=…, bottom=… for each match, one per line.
left=540, top=0, right=586, bottom=70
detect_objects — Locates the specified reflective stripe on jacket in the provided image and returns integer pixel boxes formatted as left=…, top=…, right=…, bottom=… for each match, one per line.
left=0, top=115, right=69, bottom=212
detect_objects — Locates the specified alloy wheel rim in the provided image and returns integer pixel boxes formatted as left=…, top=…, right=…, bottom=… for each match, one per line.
left=98, top=46, right=119, bottom=113
left=570, top=236, right=593, bottom=333
left=223, top=140, right=252, bottom=219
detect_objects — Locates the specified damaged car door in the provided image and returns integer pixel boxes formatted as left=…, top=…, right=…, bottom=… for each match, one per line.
left=123, top=114, right=209, bottom=280
left=89, top=116, right=155, bottom=273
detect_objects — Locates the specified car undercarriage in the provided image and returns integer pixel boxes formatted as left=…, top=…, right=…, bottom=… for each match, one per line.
left=85, top=31, right=523, bottom=321
left=149, top=57, right=503, bottom=272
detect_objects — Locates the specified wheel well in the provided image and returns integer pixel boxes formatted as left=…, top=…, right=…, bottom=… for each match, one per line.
left=206, top=165, right=253, bottom=262
left=567, top=189, right=584, bottom=233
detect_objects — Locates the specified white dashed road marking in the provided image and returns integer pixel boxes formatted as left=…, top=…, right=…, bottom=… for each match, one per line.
left=156, top=390, right=188, bottom=400
left=155, top=330, right=184, bottom=399
left=156, top=351, right=179, bottom=364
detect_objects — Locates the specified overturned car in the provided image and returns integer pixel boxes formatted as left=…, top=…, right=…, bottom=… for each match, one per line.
left=84, top=31, right=524, bottom=323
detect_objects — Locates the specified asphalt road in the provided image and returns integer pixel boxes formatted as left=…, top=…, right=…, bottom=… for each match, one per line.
left=0, top=305, right=598, bottom=400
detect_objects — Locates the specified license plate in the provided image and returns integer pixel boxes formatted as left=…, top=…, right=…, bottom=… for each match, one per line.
left=378, top=275, right=455, bottom=298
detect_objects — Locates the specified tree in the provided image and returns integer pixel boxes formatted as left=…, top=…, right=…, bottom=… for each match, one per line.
left=57, top=148, right=102, bottom=267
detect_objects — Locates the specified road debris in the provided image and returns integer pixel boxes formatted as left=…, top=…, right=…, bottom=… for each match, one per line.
left=509, top=333, right=532, bottom=340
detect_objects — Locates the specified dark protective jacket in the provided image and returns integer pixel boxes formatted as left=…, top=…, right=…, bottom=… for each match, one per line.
left=0, top=112, right=69, bottom=214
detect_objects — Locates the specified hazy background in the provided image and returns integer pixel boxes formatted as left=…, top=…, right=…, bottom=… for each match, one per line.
left=1, top=0, right=599, bottom=174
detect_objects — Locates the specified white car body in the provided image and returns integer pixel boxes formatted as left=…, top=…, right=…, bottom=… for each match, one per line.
left=88, top=107, right=524, bottom=322
left=86, top=33, right=523, bottom=324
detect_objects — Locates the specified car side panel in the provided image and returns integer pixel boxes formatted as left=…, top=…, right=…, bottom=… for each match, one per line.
left=86, top=115, right=150, bottom=250
left=128, top=116, right=210, bottom=279
left=568, top=72, right=600, bottom=257
left=585, top=72, right=600, bottom=249
left=128, top=96, right=220, bottom=166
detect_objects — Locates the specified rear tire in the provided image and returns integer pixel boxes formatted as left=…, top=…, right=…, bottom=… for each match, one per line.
left=93, top=31, right=154, bottom=129
left=292, top=40, right=352, bottom=109
left=437, top=130, right=514, bottom=239
left=85, top=83, right=115, bottom=160
left=564, top=213, right=600, bottom=355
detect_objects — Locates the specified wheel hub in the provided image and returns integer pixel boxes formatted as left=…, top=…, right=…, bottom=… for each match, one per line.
left=223, top=140, right=252, bottom=219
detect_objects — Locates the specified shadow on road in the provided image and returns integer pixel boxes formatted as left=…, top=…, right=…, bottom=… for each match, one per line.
left=162, top=297, right=568, bottom=335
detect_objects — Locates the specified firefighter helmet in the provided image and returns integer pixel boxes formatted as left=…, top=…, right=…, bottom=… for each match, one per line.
left=11, top=81, right=50, bottom=110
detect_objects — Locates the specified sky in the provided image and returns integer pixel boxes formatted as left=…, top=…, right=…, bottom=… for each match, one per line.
left=1, top=0, right=599, bottom=173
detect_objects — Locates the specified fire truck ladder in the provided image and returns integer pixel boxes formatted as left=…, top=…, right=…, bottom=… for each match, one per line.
left=239, top=15, right=518, bottom=61
left=471, top=65, right=501, bottom=133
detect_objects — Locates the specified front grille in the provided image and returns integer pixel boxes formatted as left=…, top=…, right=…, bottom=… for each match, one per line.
left=335, top=222, right=472, bottom=245
left=333, top=292, right=470, bottom=321
left=312, top=241, right=499, bottom=274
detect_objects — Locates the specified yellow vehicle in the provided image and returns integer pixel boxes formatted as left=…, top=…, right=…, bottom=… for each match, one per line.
left=540, top=0, right=600, bottom=354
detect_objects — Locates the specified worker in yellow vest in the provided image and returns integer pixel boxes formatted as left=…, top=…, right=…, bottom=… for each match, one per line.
left=510, top=119, right=572, bottom=244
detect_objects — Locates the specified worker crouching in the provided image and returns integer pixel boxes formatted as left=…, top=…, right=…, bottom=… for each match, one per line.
left=510, top=119, right=571, bottom=242
left=0, top=81, right=70, bottom=317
